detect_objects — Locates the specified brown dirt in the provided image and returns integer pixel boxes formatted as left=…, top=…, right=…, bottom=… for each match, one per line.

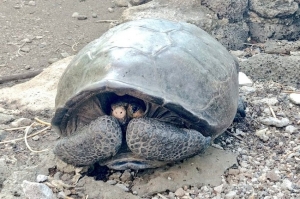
left=0, top=0, right=124, bottom=88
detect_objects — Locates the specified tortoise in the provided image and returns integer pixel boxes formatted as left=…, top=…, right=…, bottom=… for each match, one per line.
left=51, top=18, right=241, bottom=170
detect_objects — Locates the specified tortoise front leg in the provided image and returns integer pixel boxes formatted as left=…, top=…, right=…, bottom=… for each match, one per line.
left=54, top=116, right=122, bottom=166
left=126, top=118, right=211, bottom=161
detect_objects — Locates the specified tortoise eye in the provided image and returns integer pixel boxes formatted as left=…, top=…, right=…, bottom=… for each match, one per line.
left=131, top=105, right=139, bottom=113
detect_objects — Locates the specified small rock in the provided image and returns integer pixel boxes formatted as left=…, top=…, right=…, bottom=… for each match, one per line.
left=57, top=191, right=66, bottom=199
left=260, top=117, right=289, bottom=127
left=32, top=135, right=40, bottom=141
left=115, top=0, right=128, bottom=7
left=290, top=93, right=300, bottom=105
left=61, top=52, right=70, bottom=58
left=10, top=118, right=32, bottom=128
left=77, top=15, right=88, bottom=20
left=255, top=128, right=269, bottom=141
left=115, top=183, right=129, bottom=192
left=0, top=130, right=8, bottom=141
left=106, top=180, right=117, bottom=185
left=36, top=174, right=48, bottom=183
left=129, top=0, right=145, bottom=6
left=25, top=65, right=31, bottom=70
left=132, top=191, right=138, bottom=195
left=92, top=13, right=97, bottom=18
left=48, top=58, right=59, bottom=64
left=281, top=179, right=293, bottom=190
left=72, top=12, right=79, bottom=18
left=120, top=170, right=132, bottom=182
left=14, top=5, right=21, bottom=9
left=108, top=7, right=114, bottom=13
left=285, top=125, right=297, bottom=134
left=40, top=42, right=47, bottom=48
left=239, top=72, right=253, bottom=86
left=175, top=188, right=185, bottom=197
left=253, top=97, right=278, bottom=106
left=20, top=47, right=30, bottom=53
left=213, top=184, right=223, bottom=194
left=0, top=113, right=15, bottom=123
left=22, top=180, right=54, bottom=199
left=266, top=170, right=280, bottom=182
left=230, top=50, right=245, bottom=57
left=23, top=38, right=32, bottom=43
left=28, top=1, right=36, bottom=6
left=225, top=191, right=237, bottom=199
left=56, top=159, right=75, bottom=173
left=36, top=35, right=43, bottom=39
left=109, top=172, right=122, bottom=180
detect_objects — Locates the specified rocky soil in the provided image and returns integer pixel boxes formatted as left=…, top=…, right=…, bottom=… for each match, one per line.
left=0, top=0, right=300, bottom=199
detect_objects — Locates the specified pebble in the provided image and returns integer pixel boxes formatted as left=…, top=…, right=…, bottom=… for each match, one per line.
left=36, top=175, right=48, bottom=183
left=266, top=170, right=280, bottom=182
left=72, top=12, right=79, bottom=18
left=20, top=47, right=30, bottom=53
left=48, top=58, right=59, bottom=64
left=255, top=128, right=269, bottom=141
left=253, top=97, right=278, bottom=106
left=77, top=15, right=88, bottom=20
left=0, top=130, right=7, bottom=141
left=213, top=184, right=223, bottom=194
left=10, top=118, right=31, bottom=127
left=175, top=188, right=185, bottom=197
left=129, top=0, right=145, bottom=6
left=60, top=52, right=70, bottom=58
left=92, top=13, right=97, bottom=18
left=0, top=113, right=15, bottom=123
left=225, top=190, right=237, bottom=199
left=28, top=1, right=36, bottom=6
left=23, top=38, right=32, bottom=43
left=239, top=72, right=253, bottom=86
left=109, top=172, right=122, bottom=180
left=14, top=5, right=21, bottom=9
left=120, top=170, right=132, bottom=182
left=106, top=180, right=117, bottom=185
left=281, top=179, right=293, bottom=190
left=260, top=117, right=289, bottom=127
left=289, top=93, right=300, bottom=105
left=115, top=183, right=129, bottom=192
left=32, top=135, right=40, bottom=141
left=22, top=180, right=54, bottom=199
left=285, top=125, right=297, bottom=134
left=108, top=7, right=114, bottom=13
left=115, top=0, right=128, bottom=7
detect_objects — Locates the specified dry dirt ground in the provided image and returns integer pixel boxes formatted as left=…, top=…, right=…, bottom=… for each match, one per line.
left=0, top=0, right=123, bottom=88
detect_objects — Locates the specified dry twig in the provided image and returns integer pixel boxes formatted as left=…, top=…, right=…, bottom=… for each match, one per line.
left=34, top=117, right=51, bottom=126
left=24, top=123, right=49, bottom=153
left=0, top=70, right=43, bottom=84
left=95, top=19, right=118, bottom=23
left=268, top=104, right=277, bottom=118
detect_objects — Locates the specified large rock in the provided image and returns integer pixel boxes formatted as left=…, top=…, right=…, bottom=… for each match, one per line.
left=131, top=147, right=237, bottom=196
left=249, top=11, right=300, bottom=42
left=249, top=0, right=299, bottom=18
left=239, top=53, right=300, bottom=87
left=0, top=56, right=73, bottom=112
left=201, top=0, right=248, bottom=21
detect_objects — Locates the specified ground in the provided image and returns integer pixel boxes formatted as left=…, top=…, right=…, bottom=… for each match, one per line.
left=0, top=0, right=123, bottom=88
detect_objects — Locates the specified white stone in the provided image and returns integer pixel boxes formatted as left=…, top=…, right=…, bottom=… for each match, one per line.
left=240, top=86, right=256, bottom=93
left=285, top=125, right=297, bottom=134
left=225, top=191, right=237, bottom=199
left=36, top=175, right=48, bottom=183
left=72, top=12, right=79, bottom=18
left=10, top=118, right=32, bottom=127
left=255, top=128, right=269, bottom=141
left=239, top=72, right=253, bottom=86
left=22, top=180, right=54, bottom=199
left=252, top=97, right=278, bottom=105
left=175, top=187, right=185, bottom=197
left=281, top=179, right=293, bottom=190
left=260, top=117, right=289, bottom=127
left=289, top=93, right=300, bottom=105
left=213, top=184, right=223, bottom=194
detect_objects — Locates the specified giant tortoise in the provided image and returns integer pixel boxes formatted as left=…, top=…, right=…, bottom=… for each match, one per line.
left=51, top=18, right=241, bottom=170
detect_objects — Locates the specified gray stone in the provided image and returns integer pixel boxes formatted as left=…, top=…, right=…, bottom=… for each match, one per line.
left=239, top=72, right=253, bottom=86
left=0, top=158, right=10, bottom=187
left=264, top=40, right=300, bottom=54
left=174, top=187, right=185, bottom=197
left=116, top=0, right=129, bottom=7
left=260, top=117, right=289, bottom=127
left=108, top=7, right=114, bottom=13
left=120, top=170, right=132, bottom=182
left=0, top=113, right=15, bottom=124
left=92, top=13, right=97, bottom=18
left=115, top=183, right=129, bottom=192
left=106, top=180, right=117, bottom=185
left=285, top=125, right=297, bottom=134
left=10, top=118, right=32, bottom=127
left=77, top=15, right=88, bottom=20
left=0, top=130, right=8, bottom=141
left=225, top=190, right=237, bottom=199
left=22, top=180, right=54, bottom=199
left=60, top=52, right=70, bottom=58
left=281, top=179, right=293, bottom=190
left=266, top=170, right=280, bottom=182
left=20, top=47, right=30, bottom=52
left=239, top=54, right=300, bottom=87
left=131, top=147, right=237, bottom=196
left=129, top=0, right=145, bottom=6
left=202, top=0, right=248, bottom=21
left=32, top=135, right=40, bottom=141
left=255, top=128, right=269, bottom=141
left=249, top=0, right=298, bottom=18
